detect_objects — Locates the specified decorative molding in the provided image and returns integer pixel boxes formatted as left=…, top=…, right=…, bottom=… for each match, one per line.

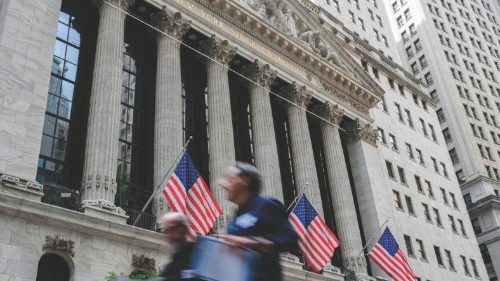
left=95, top=0, right=135, bottom=10
left=280, top=82, right=312, bottom=108
left=180, top=0, right=379, bottom=115
left=315, top=102, right=344, bottom=126
left=81, top=199, right=126, bottom=215
left=199, top=34, right=237, bottom=65
left=0, top=173, right=44, bottom=201
left=42, top=236, right=75, bottom=257
left=151, top=6, right=191, bottom=40
left=241, top=59, right=277, bottom=88
left=345, top=120, right=378, bottom=147
left=321, top=81, right=370, bottom=115
left=132, top=254, right=156, bottom=275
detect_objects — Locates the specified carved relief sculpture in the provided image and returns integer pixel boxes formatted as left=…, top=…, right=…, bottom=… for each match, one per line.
left=284, top=6, right=298, bottom=37
left=43, top=236, right=75, bottom=257
left=298, top=30, right=321, bottom=53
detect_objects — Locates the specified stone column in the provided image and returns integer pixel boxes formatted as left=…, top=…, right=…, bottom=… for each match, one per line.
left=150, top=7, right=191, bottom=223
left=80, top=0, right=133, bottom=222
left=346, top=120, right=392, bottom=281
left=316, top=103, right=367, bottom=275
left=200, top=35, right=237, bottom=229
left=280, top=83, right=323, bottom=215
left=242, top=60, right=283, bottom=200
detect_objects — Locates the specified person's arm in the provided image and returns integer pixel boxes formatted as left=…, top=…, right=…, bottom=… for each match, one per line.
left=218, top=199, right=298, bottom=254
left=258, top=199, right=298, bottom=254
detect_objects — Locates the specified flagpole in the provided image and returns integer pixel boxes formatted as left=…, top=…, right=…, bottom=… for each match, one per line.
left=356, top=216, right=391, bottom=258
left=285, top=183, right=310, bottom=213
left=132, top=136, right=194, bottom=227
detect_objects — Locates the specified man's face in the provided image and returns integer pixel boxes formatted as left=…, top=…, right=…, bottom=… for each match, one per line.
left=218, top=166, right=249, bottom=204
left=161, top=219, right=186, bottom=245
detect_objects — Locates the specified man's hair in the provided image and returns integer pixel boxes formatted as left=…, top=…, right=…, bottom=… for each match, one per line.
left=234, top=162, right=262, bottom=194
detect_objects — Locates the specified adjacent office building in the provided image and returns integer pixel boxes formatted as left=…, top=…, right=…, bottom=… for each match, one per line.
left=0, top=0, right=490, bottom=280
left=381, top=0, right=500, bottom=279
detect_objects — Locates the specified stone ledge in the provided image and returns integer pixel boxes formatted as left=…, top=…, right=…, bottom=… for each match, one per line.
left=82, top=204, right=129, bottom=224
left=0, top=172, right=43, bottom=201
left=0, top=191, right=167, bottom=250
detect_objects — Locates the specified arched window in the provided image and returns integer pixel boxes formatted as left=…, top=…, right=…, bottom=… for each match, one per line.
left=36, top=253, right=70, bottom=281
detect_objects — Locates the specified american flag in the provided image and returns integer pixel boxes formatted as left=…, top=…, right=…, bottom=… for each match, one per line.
left=289, top=194, right=340, bottom=272
left=368, top=227, right=416, bottom=281
left=162, top=152, right=222, bottom=239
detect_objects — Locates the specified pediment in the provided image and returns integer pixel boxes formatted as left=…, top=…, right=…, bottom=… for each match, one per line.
left=235, top=0, right=384, bottom=98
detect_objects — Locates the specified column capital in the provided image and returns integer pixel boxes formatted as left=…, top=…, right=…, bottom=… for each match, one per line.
left=151, top=6, right=191, bottom=40
left=315, top=102, right=344, bottom=125
left=241, top=60, right=277, bottom=88
left=199, top=35, right=237, bottom=66
left=346, top=120, right=378, bottom=146
left=280, top=82, right=312, bottom=108
left=95, top=0, right=134, bottom=10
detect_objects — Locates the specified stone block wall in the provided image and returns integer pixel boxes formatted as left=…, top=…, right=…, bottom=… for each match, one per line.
left=0, top=0, right=61, bottom=181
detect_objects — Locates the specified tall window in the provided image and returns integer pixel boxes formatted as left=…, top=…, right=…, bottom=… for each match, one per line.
left=404, top=235, right=415, bottom=257
left=115, top=22, right=155, bottom=211
left=116, top=43, right=139, bottom=195
left=181, top=40, right=209, bottom=180
left=229, top=70, right=254, bottom=163
left=434, top=246, right=444, bottom=266
left=416, top=239, right=427, bottom=260
left=445, top=249, right=455, bottom=270
left=37, top=6, right=90, bottom=188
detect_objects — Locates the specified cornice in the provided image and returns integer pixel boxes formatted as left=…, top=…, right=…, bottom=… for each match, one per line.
left=185, top=0, right=380, bottom=113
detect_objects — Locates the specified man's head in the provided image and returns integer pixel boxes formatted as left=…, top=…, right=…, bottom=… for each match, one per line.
left=160, top=212, right=188, bottom=245
left=218, top=162, right=261, bottom=206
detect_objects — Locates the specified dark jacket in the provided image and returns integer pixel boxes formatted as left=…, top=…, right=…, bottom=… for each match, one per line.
left=227, top=195, right=299, bottom=281
left=160, top=242, right=195, bottom=280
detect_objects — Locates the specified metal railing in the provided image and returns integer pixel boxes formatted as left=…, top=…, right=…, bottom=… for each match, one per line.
left=40, top=183, right=157, bottom=231
left=41, top=184, right=81, bottom=211
left=126, top=209, right=157, bottom=231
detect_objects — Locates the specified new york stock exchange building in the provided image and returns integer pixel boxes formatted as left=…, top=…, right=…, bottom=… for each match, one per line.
left=0, top=0, right=488, bottom=280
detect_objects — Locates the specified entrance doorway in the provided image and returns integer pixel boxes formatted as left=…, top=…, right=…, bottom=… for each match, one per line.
left=36, top=253, right=70, bottom=281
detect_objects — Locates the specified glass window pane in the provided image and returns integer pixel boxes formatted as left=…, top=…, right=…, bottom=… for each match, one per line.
left=52, top=138, right=66, bottom=161
left=60, top=80, right=74, bottom=100
left=68, top=28, right=80, bottom=46
left=128, top=90, right=135, bottom=106
left=42, top=115, right=56, bottom=136
left=57, top=99, right=72, bottom=119
left=65, top=45, right=79, bottom=64
left=119, top=122, right=127, bottom=140
left=49, top=75, right=62, bottom=95
left=40, top=135, right=53, bottom=157
left=56, top=22, right=69, bottom=40
left=56, top=163, right=64, bottom=174
left=129, top=58, right=136, bottom=73
left=46, top=94, right=59, bottom=114
left=59, top=12, right=70, bottom=24
left=122, top=72, right=129, bottom=87
left=126, top=124, right=133, bottom=142
left=63, top=62, right=77, bottom=82
left=129, top=74, right=136, bottom=90
left=54, top=40, right=66, bottom=59
left=37, top=158, right=45, bottom=168
left=52, top=57, right=65, bottom=76
left=55, top=119, right=69, bottom=140
left=121, top=87, right=129, bottom=103
left=45, top=160, right=56, bottom=171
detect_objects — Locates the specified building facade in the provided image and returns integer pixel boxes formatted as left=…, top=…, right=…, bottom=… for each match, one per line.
left=381, top=0, right=500, bottom=279
left=0, top=0, right=488, bottom=280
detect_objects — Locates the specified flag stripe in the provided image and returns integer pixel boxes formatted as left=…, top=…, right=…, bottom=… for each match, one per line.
left=289, top=196, right=339, bottom=273
left=368, top=227, right=416, bottom=281
left=161, top=152, right=222, bottom=238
